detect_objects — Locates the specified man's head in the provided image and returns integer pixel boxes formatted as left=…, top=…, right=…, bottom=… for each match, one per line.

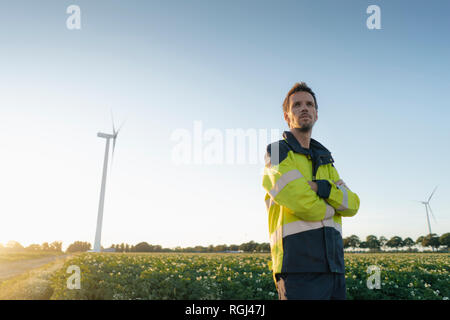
left=282, top=82, right=318, bottom=132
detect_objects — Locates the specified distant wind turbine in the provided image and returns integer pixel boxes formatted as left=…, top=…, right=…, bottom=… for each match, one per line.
left=415, top=186, right=438, bottom=236
left=93, top=112, right=125, bottom=253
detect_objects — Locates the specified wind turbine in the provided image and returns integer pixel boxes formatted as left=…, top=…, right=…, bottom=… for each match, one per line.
left=416, top=186, right=438, bottom=236
left=93, top=112, right=125, bottom=252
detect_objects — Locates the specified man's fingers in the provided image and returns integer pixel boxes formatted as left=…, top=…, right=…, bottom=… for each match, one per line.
left=335, top=179, right=351, bottom=191
left=307, top=181, right=318, bottom=192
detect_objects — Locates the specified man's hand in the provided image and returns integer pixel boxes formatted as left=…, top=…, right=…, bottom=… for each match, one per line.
left=334, top=179, right=350, bottom=190
left=308, top=181, right=318, bottom=192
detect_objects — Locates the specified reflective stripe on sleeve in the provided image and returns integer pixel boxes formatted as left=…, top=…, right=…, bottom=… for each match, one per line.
left=268, top=169, right=303, bottom=199
left=337, top=185, right=349, bottom=211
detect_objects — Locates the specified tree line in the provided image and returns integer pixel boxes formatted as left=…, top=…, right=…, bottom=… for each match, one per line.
left=0, top=240, right=269, bottom=253
left=1, top=233, right=449, bottom=254
left=343, top=233, right=450, bottom=252
left=0, top=240, right=62, bottom=253
left=107, top=240, right=270, bottom=253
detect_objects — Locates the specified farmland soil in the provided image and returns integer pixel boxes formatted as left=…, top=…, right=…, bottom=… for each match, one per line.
left=0, top=255, right=71, bottom=281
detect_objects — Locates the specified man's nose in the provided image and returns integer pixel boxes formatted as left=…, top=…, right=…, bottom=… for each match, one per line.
left=299, top=103, right=308, bottom=112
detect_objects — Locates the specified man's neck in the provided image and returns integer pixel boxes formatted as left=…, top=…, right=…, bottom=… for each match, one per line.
left=290, top=128, right=312, bottom=149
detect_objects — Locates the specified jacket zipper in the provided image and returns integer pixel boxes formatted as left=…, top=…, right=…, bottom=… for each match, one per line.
left=312, top=155, right=322, bottom=181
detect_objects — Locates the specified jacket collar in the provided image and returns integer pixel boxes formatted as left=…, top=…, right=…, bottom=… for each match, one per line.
left=282, top=130, right=331, bottom=156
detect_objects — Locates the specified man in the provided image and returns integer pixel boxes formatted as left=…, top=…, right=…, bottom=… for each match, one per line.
left=262, top=82, right=360, bottom=300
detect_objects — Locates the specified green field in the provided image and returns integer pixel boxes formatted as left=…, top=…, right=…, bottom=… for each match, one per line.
left=46, top=252, right=449, bottom=300
left=0, top=252, right=448, bottom=300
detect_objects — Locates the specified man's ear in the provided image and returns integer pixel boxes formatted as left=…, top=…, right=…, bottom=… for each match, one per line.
left=283, top=112, right=290, bottom=127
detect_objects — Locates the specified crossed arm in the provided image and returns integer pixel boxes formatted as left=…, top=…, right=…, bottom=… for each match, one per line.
left=263, top=154, right=360, bottom=221
left=308, top=177, right=359, bottom=217
left=308, top=179, right=345, bottom=193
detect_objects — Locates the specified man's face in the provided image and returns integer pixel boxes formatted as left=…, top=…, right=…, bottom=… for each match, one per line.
left=284, top=91, right=318, bottom=132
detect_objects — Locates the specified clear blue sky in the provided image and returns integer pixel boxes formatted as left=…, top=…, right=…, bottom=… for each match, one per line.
left=1, top=0, right=449, bottom=250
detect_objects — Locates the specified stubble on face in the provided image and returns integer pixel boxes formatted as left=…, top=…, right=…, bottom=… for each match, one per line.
left=297, top=122, right=313, bottom=132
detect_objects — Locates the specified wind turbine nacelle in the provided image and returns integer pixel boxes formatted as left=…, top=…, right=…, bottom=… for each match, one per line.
left=97, top=132, right=114, bottom=139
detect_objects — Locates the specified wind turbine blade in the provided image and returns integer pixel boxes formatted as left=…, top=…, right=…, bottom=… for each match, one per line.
left=428, top=203, right=437, bottom=224
left=110, top=117, right=124, bottom=173
left=427, top=185, right=438, bottom=202
left=110, top=109, right=116, bottom=135
left=116, top=118, right=127, bottom=135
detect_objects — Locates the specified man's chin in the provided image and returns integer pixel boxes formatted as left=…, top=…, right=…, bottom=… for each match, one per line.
left=298, top=125, right=312, bottom=132
left=290, top=122, right=312, bottom=131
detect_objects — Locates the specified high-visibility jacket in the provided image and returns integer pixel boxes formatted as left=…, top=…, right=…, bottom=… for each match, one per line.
left=262, top=131, right=360, bottom=287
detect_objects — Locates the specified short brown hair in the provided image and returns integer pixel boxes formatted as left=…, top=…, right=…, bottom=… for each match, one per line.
left=282, top=82, right=318, bottom=113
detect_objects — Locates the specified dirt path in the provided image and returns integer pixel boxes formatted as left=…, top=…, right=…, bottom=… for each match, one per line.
left=0, top=255, right=72, bottom=281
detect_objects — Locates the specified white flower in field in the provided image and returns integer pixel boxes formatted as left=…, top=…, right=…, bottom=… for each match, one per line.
left=352, top=275, right=356, bottom=279
left=113, top=293, right=123, bottom=300
left=394, top=285, right=398, bottom=289
left=257, top=288, right=262, bottom=292
left=408, top=283, right=413, bottom=288
left=227, top=277, right=231, bottom=281
left=196, top=276, right=202, bottom=281
left=269, top=292, right=275, bottom=296
left=443, top=297, right=449, bottom=300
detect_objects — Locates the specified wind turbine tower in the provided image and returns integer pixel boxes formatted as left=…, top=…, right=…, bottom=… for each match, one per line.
left=93, top=114, right=124, bottom=252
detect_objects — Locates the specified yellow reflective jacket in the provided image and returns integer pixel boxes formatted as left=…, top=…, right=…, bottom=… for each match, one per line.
left=262, top=131, right=360, bottom=287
